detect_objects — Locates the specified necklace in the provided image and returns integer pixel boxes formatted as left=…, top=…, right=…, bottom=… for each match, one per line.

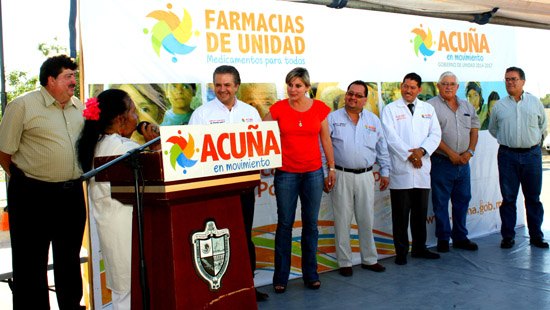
left=290, top=99, right=307, bottom=127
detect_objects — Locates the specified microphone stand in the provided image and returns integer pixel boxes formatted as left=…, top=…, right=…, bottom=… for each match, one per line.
left=81, top=136, right=160, bottom=310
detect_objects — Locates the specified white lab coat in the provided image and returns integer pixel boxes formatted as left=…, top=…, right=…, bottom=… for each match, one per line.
left=381, top=98, right=441, bottom=189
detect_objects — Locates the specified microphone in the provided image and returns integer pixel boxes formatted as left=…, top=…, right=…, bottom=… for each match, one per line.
left=136, top=121, right=151, bottom=135
left=136, top=121, right=160, bottom=135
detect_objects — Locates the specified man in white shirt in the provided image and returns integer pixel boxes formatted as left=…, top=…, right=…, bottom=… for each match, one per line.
left=189, top=65, right=268, bottom=301
left=381, top=73, right=442, bottom=265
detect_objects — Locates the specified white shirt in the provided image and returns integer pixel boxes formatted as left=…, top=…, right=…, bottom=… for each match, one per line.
left=89, top=134, right=139, bottom=292
left=189, top=96, right=261, bottom=125
left=381, top=98, right=441, bottom=189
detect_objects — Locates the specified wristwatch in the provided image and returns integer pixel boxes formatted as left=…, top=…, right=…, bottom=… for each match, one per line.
left=420, top=147, right=427, bottom=156
left=467, top=149, right=475, bottom=156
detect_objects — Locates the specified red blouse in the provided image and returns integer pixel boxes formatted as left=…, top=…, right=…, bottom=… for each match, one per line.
left=270, top=99, right=330, bottom=173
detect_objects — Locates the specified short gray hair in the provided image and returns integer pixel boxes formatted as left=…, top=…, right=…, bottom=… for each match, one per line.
left=438, top=71, right=458, bottom=84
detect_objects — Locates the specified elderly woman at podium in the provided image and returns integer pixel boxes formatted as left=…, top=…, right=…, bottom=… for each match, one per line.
left=263, top=67, right=336, bottom=293
left=76, top=89, right=160, bottom=309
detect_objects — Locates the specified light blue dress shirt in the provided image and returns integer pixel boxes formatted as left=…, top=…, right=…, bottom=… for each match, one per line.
left=323, top=108, right=390, bottom=177
left=488, top=92, right=547, bottom=148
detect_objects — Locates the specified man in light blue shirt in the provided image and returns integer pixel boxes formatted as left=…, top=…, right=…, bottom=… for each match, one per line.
left=323, top=80, right=390, bottom=276
left=488, top=67, right=548, bottom=249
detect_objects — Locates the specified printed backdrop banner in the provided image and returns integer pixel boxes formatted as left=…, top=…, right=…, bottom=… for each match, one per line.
left=81, top=0, right=524, bottom=306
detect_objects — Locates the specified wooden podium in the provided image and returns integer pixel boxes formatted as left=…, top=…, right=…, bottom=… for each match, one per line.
left=95, top=151, right=259, bottom=309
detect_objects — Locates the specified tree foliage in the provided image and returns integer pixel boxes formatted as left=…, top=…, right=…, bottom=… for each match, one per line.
left=540, top=94, right=550, bottom=108
left=2, top=38, right=79, bottom=119
left=7, top=71, right=39, bottom=103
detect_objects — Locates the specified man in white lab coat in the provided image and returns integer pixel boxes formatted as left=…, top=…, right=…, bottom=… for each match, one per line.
left=381, top=73, right=442, bottom=265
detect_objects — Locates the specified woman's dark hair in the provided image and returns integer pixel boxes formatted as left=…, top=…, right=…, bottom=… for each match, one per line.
left=488, top=91, right=500, bottom=103
left=77, top=89, right=130, bottom=172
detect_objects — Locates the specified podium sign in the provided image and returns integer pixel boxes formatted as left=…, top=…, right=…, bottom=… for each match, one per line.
left=160, top=121, right=281, bottom=181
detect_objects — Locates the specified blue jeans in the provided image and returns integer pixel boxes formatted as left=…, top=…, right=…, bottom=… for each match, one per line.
left=430, top=156, right=471, bottom=242
left=273, top=168, right=324, bottom=286
left=498, top=145, right=544, bottom=239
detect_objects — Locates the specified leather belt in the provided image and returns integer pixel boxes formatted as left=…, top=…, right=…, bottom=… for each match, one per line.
left=501, top=145, right=538, bottom=153
left=334, top=165, right=373, bottom=174
left=432, top=153, right=448, bottom=159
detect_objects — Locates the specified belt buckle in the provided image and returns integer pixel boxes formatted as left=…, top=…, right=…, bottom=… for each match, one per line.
left=62, top=181, right=75, bottom=189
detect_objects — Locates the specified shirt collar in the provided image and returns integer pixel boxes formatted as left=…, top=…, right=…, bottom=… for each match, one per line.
left=40, top=87, right=77, bottom=109
left=438, top=94, right=462, bottom=106
left=214, top=96, right=239, bottom=111
left=402, top=97, right=418, bottom=106
left=508, top=91, right=525, bottom=102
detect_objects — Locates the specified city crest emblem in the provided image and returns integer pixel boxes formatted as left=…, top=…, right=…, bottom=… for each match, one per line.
left=191, top=220, right=230, bottom=291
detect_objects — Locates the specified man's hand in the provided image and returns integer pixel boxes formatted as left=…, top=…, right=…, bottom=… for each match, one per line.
left=379, top=177, right=389, bottom=191
left=408, top=148, right=424, bottom=169
left=458, top=151, right=473, bottom=165
left=448, top=151, right=463, bottom=165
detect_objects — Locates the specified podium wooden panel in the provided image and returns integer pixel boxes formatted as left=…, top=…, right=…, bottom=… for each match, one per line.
left=95, top=152, right=258, bottom=309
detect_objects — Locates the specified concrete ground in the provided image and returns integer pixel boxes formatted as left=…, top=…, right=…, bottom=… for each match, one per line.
left=0, top=111, right=549, bottom=308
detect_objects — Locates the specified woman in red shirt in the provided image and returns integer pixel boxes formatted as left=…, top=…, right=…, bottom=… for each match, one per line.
left=264, top=67, right=336, bottom=293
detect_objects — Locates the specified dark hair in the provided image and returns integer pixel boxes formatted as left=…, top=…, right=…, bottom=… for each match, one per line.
left=347, top=80, right=369, bottom=97
left=213, top=65, right=241, bottom=85
left=506, top=67, right=525, bottom=80
left=39, top=55, right=78, bottom=86
left=465, top=81, right=484, bottom=112
left=285, top=67, right=311, bottom=87
left=403, top=73, right=422, bottom=86
left=77, top=89, right=131, bottom=172
left=488, top=91, right=500, bottom=103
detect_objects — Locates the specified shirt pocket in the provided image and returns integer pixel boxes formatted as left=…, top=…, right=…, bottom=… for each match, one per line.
left=458, top=114, right=472, bottom=129
left=332, top=124, right=349, bottom=142
left=361, top=129, right=378, bottom=151
left=526, top=111, right=539, bottom=128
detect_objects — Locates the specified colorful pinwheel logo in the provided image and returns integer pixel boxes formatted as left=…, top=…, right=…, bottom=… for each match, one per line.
left=411, top=25, right=435, bottom=61
left=165, top=130, right=199, bottom=174
left=144, top=3, right=200, bottom=63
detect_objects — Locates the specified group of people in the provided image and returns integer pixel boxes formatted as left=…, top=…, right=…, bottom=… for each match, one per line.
left=0, top=53, right=547, bottom=309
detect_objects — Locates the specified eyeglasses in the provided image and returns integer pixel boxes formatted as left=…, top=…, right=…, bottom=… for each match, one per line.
left=440, top=82, right=457, bottom=87
left=345, top=91, right=366, bottom=99
left=505, top=77, right=521, bottom=82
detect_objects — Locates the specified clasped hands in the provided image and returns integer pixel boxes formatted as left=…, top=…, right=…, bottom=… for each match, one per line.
left=407, top=148, right=424, bottom=169
left=447, top=151, right=472, bottom=165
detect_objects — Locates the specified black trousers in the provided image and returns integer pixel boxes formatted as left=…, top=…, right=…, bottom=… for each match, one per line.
left=8, top=164, right=86, bottom=310
left=390, top=188, right=430, bottom=258
left=240, top=190, right=256, bottom=274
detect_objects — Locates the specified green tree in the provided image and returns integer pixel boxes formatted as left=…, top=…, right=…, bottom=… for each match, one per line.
left=6, top=71, right=39, bottom=103
left=1, top=38, right=79, bottom=119
left=540, top=94, right=550, bottom=108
